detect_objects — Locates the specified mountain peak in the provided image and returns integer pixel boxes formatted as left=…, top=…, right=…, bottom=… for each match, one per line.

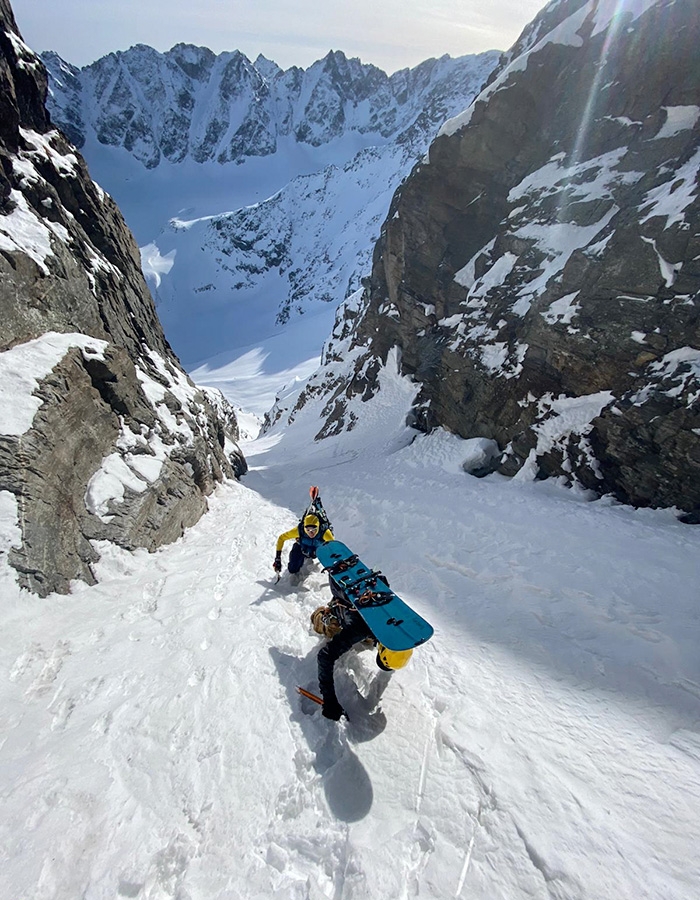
left=42, top=44, right=497, bottom=168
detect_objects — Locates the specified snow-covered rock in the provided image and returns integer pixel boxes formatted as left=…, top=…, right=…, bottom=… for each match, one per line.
left=291, top=0, right=700, bottom=518
left=0, top=1, right=246, bottom=595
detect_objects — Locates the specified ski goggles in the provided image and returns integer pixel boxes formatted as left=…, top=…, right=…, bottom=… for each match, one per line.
left=304, top=524, right=319, bottom=534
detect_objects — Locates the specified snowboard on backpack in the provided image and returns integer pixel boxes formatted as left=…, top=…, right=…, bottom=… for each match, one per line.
left=316, top=540, right=434, bottom=652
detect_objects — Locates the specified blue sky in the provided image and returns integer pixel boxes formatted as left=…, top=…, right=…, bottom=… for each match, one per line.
left=11, top=0, right=547, bottom=72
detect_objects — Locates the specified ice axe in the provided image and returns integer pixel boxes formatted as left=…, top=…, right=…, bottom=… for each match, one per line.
left=297, top=686, right=324, bottom=705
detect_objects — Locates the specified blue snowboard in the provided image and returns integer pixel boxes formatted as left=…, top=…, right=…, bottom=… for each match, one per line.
left=316, top=541, right=434, bottom=652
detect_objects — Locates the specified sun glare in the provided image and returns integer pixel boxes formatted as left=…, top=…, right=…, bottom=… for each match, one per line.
left=569, top=0, right=632, bottom=169
left=555, top=0, right=636, bottom=225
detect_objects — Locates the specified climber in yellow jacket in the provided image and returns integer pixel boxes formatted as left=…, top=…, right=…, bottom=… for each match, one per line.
left=273, top=513, right=334, bottom=576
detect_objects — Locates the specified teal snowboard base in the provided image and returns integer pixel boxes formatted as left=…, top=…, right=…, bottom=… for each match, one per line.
left=316, top=541, right=434, bottom=652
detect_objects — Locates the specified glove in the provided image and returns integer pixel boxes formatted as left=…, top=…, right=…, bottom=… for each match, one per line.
left=273, top=552, right=282, bottom=572
left=322, top=697, right=345, bottom=721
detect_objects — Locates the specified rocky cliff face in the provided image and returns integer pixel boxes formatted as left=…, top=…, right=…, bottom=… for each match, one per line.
left=288, top=0, right=700, bottom=518
left=0, top=0, right=246, bottom=596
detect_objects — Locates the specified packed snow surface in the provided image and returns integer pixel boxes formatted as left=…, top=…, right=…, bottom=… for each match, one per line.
left=1, top=359, right=700, bottom=899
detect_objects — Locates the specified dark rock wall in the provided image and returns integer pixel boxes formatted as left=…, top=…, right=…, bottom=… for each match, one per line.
left=0, top=1, right=246, bottom=595
left=1, top=5, right=168, bottom=358
left=337, top=0, right=700, bottom=516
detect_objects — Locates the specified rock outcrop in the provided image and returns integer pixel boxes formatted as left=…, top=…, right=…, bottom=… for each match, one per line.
left=0, top=0, right=246, bottom=595
left=291, top=0, right=700, bottom=518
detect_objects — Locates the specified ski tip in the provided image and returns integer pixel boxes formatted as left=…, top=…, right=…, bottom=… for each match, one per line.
left=309, top=486, right=319, bottom=500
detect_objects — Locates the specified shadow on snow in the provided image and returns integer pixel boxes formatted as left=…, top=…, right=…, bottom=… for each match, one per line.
left=269, top=644, right=393, bottom=823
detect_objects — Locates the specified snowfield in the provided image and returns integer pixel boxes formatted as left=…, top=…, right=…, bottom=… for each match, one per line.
left=2, top=360, right=700, bottom=899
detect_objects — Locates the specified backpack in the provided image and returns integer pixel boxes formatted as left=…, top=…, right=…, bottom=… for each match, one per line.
left=300, top=485, right=332, bottom=536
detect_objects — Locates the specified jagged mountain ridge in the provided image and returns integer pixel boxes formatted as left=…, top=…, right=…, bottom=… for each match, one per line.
left=273, top=0, right=700, bottom=518
left=41, top=45, right=500, bottom=368
left=0, top=0, right=246, bottom=596
left=42, top=44, right=499, bottom=169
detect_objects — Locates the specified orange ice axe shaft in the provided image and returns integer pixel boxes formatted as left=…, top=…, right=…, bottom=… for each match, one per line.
left=297, top=686, right=324, bottom=705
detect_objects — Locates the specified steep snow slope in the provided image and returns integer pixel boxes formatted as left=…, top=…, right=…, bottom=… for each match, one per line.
left=1, top=359, right=699, bottom=899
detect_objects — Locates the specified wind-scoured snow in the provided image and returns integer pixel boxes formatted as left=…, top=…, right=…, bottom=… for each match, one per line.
left=0, top=190, right=60, bottom=275
left=541, top=291, right=581, bottom=325
left=590, top=0, right=665, bottom=36
left=641, top=347, right=700, bottom=405
left=1, top=352, right=700, bottom=899
left=654, top=106, right=700, bottom=140
left=640, top=146, right=700, bottom=229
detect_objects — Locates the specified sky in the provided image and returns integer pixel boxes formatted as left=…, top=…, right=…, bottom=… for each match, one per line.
left=11, top=0, right=547, bottom=72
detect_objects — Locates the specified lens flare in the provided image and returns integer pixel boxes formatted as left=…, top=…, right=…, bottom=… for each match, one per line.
left=569, top=0, right=631, bottom=170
